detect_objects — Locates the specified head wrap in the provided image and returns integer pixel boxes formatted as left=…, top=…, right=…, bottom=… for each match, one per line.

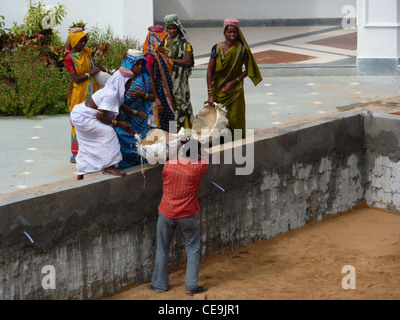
left=121, top=49, right=147, bottom=70
left=143, top=25, right=168, bottom=53
left=65, top=30, right=88, bottom=53
left=221, top=18, right=263, bottom=86
left=164, top=14, right=190, bottom=42
left=94, top=68, right=133, bottom=114
left=224, top=18, right=239, bottom=27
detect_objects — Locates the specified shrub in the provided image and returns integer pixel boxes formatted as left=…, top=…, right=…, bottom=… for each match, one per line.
left=1, top=18, right=142, bottom=117
left=0, top=46, right=70, bottom=117
left=87, top=25, right=141, bottom=71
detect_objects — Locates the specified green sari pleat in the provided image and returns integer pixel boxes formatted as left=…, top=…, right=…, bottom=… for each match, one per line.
left=211, top=28, right=262, bottom=138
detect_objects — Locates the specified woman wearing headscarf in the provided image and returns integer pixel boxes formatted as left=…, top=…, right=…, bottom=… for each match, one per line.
left=164, top=14, right=195, bottom=130
left=207, top=18, right=263, bottom=139
left=70, top=68, right=135, bottom=180
left=64, top=28, right=109, bottom=163
left=115, top=49, right=157, bottom=169
left=143, top=25, right=177, bottom=133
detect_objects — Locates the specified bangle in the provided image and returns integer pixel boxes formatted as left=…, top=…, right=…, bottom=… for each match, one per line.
left=132, top=109, right=138, bottom=116
left=208, top=92, right=213, bottom=97
left=85, top=73, right=90, bottom=79
left=144, top=93, right=149, bottom=100
left=236, top=77, right=240, bottom=83
left=112, top=120, right=117, bottom=126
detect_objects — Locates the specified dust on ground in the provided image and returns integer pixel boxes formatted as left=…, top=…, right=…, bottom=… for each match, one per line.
left=105, top=206, right=400, bottom=300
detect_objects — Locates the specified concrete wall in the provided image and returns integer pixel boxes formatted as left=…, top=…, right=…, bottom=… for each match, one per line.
left=364, top=112, right=400, bottom=211
left=4, top=109, right=397, bottom=300
left=153, top=0, right=357, bottom=26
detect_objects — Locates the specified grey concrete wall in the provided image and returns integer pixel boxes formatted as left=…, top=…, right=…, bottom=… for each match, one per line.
left=364, top=112, right=400, bottom=211
left=1, top=110, right=398, bottom=300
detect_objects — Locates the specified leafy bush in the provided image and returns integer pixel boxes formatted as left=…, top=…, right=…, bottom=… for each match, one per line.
left=1, top=21, right=142, bottom=118
left=87, top=25, right=141, bottom=71
left=0, top=46, right=70, bottom=117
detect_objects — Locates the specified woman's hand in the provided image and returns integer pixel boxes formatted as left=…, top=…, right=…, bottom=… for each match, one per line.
left=119, top=121, right=134, bottom=133
left=155, top=98, right=164, bottom=114
left=223, top=80, right=237, bottom=94
left=91, top=66, right=102, bottom=76
left=208, top=95, right=215, bottom=106
left=128, top=89, right=146, bottom=99
left=136, top=111, right=148, bottom=121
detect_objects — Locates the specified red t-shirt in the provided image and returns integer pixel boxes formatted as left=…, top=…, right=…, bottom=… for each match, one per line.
left=158, top=156, right=209, bottom=219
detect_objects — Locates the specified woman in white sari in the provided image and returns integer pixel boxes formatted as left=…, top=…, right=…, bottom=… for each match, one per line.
left=70, top=68, right=136, bottom=180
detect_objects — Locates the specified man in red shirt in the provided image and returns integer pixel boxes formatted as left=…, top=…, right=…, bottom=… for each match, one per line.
left=150, top=139, right=209, bottom=296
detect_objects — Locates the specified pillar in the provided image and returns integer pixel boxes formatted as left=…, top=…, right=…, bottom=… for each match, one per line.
left=357, top=0, right=400, bottom=75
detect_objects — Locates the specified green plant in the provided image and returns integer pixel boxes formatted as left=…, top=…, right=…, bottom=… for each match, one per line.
left=11, top=1, right=66, bottom=37
left=0, top=47, right=70, bottom=117
left=0, top=23, right=142, bottom=118
left=70, top=20, right=87, bottom=30
left=87, top=25, right=142, bottom=71
left=0, top=15, right=8, bottom=35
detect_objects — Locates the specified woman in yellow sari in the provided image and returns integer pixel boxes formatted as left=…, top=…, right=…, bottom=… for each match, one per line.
left=207, top=19, right=262, bottom=139
left=64, top=28, right=106, bottom=163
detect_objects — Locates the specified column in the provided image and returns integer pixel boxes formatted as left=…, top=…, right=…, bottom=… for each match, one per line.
left=357, top=0, right=400, bottom=75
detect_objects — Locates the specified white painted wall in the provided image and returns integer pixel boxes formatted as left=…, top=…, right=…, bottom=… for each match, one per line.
left=153, top=0, right=356, bottom=21
left=357, top=0, right=400, bottom=59
left=1, top=0, right=153, bottom=44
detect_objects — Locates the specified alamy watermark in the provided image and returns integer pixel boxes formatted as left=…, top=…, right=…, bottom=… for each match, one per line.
left=341, top=265, right=356, bottom=290
left=342, top=5, right=356, bottom=29
left=42, top=265, right=56, bottom=290
left=140, top=124, right=255, bottom=176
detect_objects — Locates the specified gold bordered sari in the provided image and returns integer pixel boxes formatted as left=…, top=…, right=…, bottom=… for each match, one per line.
left=211, top=27, right=262, bottom=138
left=64, top=31, right=98, bottom=157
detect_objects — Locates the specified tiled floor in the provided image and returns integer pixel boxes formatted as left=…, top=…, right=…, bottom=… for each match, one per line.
left=1, top=26, right=400, bottom=198
left=190, top=26, right=357, bottom=66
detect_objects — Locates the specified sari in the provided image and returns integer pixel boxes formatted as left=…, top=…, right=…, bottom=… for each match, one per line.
left=64, top=31, right=98, bottom=157
left=115, top=54, right=152, bottom=169
left=144, top=26, right=177, bottom=133
left=210, top=21, right=262, bottom=138
left=164, top=14, right=195, bottom=130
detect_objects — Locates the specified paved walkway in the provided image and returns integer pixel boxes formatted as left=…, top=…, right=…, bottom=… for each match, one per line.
left=1, top=26, right=400, bottom=199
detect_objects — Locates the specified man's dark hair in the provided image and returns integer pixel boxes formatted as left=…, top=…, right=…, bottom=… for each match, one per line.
left=181, top=139, right=202, bottom=160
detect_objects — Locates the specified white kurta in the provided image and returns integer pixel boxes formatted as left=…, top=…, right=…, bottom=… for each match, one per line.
left=70, top=102, right=122, bottom=175
left=70, top=69, right=132, bottom=175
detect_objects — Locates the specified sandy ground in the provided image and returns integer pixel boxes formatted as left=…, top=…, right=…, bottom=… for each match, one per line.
left=105, top=206, right=400, bottom=300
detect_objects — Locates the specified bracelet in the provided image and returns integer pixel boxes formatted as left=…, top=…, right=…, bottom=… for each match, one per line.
left=132, top=110, right=138, bottom=116
left=112, top=120, right=117, bottom=126
left=208, top=92, right=214, bottom=97
left=236, top=77, right=240, bottom=83
left=144, top=93, right=149, bottom=100
left=85, top=73, right=90, bottom=79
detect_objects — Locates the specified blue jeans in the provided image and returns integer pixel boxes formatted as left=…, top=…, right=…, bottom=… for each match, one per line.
left=151, top=211, right=201, bottom=291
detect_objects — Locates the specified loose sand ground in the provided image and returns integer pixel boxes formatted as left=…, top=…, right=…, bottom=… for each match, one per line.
left=105, top=206, right=400, bottom=300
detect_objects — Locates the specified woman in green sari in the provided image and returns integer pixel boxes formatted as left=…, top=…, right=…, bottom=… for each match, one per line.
left=164, top=14, right=195, bottom=131
left=207, top=18, right=262, bottom=139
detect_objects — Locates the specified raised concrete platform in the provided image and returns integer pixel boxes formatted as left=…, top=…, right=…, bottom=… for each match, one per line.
left=2, top=109, right=400, bottom=299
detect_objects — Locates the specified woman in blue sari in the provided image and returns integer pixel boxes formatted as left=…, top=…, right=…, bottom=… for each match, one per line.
left=115, top=49, right=156, bottom=169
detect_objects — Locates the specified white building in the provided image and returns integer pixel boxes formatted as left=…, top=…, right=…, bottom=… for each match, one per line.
left=2, top=0, right=400, bottom=74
